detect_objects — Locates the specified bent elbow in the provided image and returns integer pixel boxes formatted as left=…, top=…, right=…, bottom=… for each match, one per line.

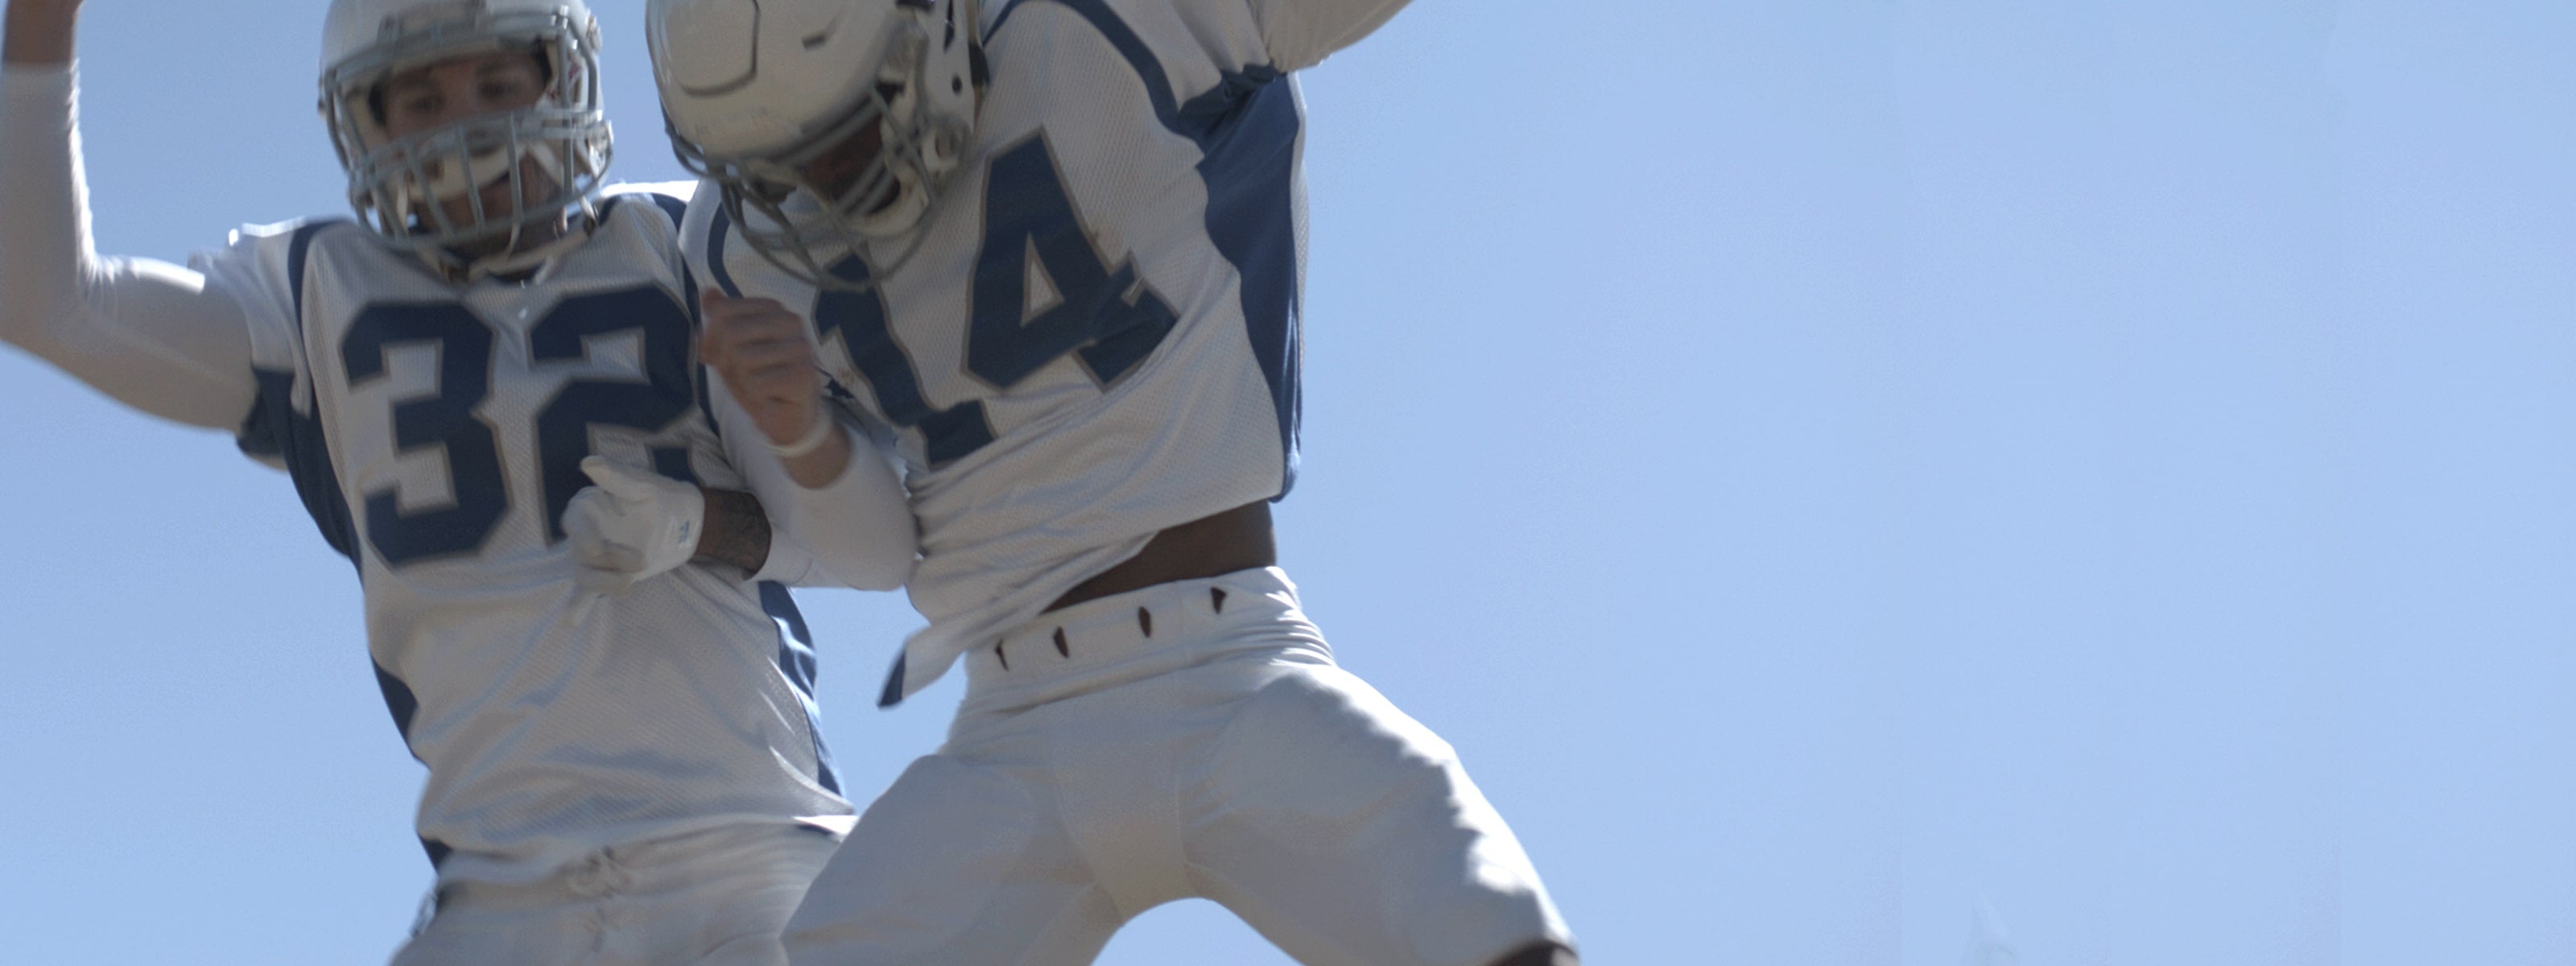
left=852, top=530, right=919, bottom=592
left=832, top=551, right=914, bottom=593
left=0, top=252, right=118, bottom=359
left=0, top=295, right=73, bottom=359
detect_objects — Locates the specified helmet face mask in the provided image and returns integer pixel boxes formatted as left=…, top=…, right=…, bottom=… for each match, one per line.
left=652, top=0, right=985, bottom=291
left=320, top=0, right=613, bottom=270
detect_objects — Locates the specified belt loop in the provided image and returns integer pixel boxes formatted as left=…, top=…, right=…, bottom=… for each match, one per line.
left=993, top=640, right=1010, bottom=671
left=1137, top=607, right=1154, bottom=638
left=1053, top=627, right=1071, bottom=658
left=1210, top=588, right=1227, bottom=613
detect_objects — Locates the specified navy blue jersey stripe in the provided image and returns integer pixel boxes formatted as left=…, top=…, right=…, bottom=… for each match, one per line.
left=599, top=191, right=691, bottom=233
left=374, top=659, right=421, bottom=748
left=682, top=246, right=719, bottom=440
left=987, top=2, right=1303, bottom=493
left=877, top=650, right=909, bottom=709
left=286, top=221, right=340, bottom=324
left=644, top=192, right=690, bottom=229
left=1182, top=70, right=1303, bottom=496
left=652, top=446, right=697, bottom=483
left=238, top=221, right=367, bottom=565
left=993, top=1, right=1182, bottom=128
left=704, top=208, right=746, bottom=299
left=760, top=582, right=842, bottom=794
left=699, top=210, right=745, bottom=438
left=249, top=221, right=433, bottom=791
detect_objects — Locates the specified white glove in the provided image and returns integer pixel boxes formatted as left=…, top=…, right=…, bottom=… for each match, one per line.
left=564, top=456, right=706, bottom=594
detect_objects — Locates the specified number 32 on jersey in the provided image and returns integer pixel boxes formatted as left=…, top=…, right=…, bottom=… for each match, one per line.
left=338, top=287, right=696, bottom=567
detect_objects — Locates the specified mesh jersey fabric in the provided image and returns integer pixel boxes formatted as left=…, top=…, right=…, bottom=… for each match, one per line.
left=683, top=0, right=1420, bottom=702
left=203, top=196, right=852, bottom=881
left=2, top=64, right=881, bottom=885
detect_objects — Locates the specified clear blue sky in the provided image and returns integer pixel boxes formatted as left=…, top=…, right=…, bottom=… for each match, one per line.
left=2, top=2, right=2570, bottom=964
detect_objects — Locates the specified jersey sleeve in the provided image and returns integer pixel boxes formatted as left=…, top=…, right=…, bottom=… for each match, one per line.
left=1237, top=0, right=1410, bottom=73
left=0, top=64, right=262, bottom=431
left=647, top=190, right=913, bottom=589
left=1150, top=0, right=1410, bottom=76
left=706, top=367, right=918, bottom=592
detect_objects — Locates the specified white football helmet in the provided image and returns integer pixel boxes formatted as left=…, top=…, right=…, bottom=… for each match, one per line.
left=320, top=0, right=613, bottom=267
left=649, top=0, right=985, bottom=289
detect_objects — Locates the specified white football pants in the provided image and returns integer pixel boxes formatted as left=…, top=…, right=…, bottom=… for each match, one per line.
left=784, top=568, right=1572, bottom=966
left=389, top=822, right=840, bottom=966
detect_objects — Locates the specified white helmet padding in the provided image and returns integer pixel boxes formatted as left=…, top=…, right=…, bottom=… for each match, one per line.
left=649, top=0, right=985, bottom=291
left=320, top=0, right=613, bottom=270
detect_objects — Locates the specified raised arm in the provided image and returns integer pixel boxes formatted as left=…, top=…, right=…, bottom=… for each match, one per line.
left=1, top=0, right=72, bottom=64
left=2, top=0, right=258, bottom=430
left=1241, top=0, right=1412, bottom=72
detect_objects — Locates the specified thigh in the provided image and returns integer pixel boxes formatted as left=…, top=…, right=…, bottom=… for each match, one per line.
left=644, top=825, right=843, bottom=966
left=398, top=826, right=841, bottom=966
left=785, top=753, right=1122, bottom=966
left=386, top=894, right=589, bottom=966
left=1185, top=663, right=1574, bottom=966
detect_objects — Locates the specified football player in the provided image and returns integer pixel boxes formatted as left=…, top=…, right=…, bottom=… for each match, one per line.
left=0, top=0, right=913, bottom=962
left=639, top=1, right=1576, bottom=964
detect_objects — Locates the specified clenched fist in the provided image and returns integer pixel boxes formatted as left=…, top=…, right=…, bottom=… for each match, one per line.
left=699, top=291, right=826, bottom=448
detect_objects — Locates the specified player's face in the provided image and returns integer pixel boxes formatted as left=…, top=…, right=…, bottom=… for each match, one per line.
left=378, top=50, right=548, bottom=139
left=377, top=50, right=561, bottom=242
left=791, top=85, right=895, bottom=206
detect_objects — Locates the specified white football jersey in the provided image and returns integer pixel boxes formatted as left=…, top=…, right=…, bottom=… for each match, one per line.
left=689, top=0, right=1384, bottom=702
left=204, top=192, right=853, bottom=881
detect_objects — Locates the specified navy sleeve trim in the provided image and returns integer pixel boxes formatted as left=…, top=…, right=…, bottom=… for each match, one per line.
left=599, top=191, right=691, bottom=233
left=990, top=2, right=1303, bottom=494
left=285, top=220, right=347, bottom=326
left=762, top=582, right=842, bottom=794
left=878, top=650, right=910, bottom=709
left=704, top=208, right=746, bottom=299
left=241, top=220, right=367, bottom=565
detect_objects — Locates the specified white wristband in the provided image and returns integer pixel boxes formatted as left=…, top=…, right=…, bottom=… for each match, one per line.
left=769, top=413, right=840, bottom=459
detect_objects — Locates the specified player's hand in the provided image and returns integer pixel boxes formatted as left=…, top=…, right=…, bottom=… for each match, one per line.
left=563, top=456, right=706, bottom=594
left=4, top=0, right=87, bottom=67
left=700, top=292, right=826, bottom=449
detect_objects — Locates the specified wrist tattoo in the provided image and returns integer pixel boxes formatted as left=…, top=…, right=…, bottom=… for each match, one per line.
left=694, top=489, right=774, bottom=575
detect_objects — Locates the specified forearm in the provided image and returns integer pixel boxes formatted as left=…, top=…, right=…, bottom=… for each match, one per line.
left=0, top=59, right=85, bottom=339
left=692, top=487, right=774, bottom=574
left=706, top=370, right=915, bottom=589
